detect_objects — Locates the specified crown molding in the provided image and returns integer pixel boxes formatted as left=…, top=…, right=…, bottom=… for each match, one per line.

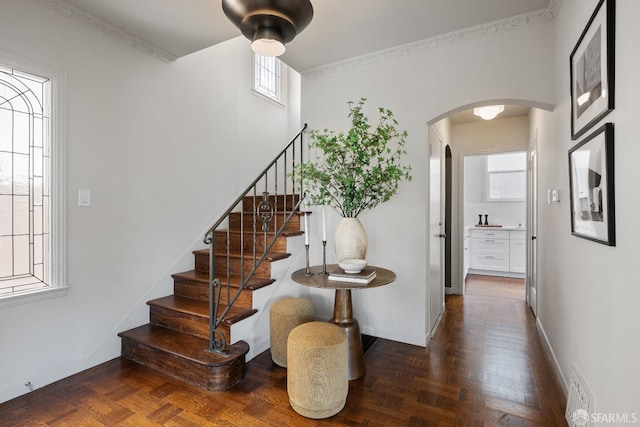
left=35, top=0, right=176, bottom=63
left=302, top=0, right=561, bottom=80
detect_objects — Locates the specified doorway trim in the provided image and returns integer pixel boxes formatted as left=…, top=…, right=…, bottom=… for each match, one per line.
left=444, top=145, right=453, bottom=294
left=527, top=131, right=538, bottom=314
left=428, top=125, right=445, bottom=336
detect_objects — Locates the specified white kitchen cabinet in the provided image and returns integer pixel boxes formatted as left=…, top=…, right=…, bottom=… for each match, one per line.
left=470, top=229, right=510, bottom=272
left=509, top=230, right=526, bottom=273
left=469, top=228, right=525, bottom=277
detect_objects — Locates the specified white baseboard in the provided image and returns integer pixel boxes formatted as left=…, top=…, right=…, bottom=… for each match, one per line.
left=429, top=306, right=444, bottom=337
left=0, top=353, right=116, bottom=404
left=468, top=269, right=525, bottom=279
left=536, top=317, right=568, bottom=396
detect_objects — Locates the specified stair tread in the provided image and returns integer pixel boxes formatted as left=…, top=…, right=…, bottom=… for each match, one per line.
left=214, top=229, right=304, bottom=237
left=194, top=249, right=292, bottom=262
left=212, top=251, right=291, bottom=262
left=172, top=270, right=275, bottom=290
left=227, top=210, right=310, bottom=218
left=149, top=295, right=209, bottom=317
left=118, top=324, right=249, bottom=366
left=230, top=212, right=311, bottom=218
left=148, top=295, right=258, bottom=325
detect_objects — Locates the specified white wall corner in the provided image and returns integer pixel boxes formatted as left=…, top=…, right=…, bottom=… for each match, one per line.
left=302, top=0, right=561, bottom=79
left=374, top=325, right=429, bottom=348
left=35, top=0, right=176, bottom=63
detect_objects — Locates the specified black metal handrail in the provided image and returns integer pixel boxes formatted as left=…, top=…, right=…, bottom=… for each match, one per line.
left=203, top=124, right=307, bottom=354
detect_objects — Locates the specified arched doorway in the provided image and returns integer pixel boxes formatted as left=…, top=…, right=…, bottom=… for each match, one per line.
left=427, top=101, right=552, bottom=307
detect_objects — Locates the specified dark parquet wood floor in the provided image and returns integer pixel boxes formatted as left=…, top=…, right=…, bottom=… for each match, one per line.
left=0, top=274, right=567, bottom=426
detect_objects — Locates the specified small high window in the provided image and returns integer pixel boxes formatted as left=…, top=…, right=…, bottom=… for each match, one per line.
left=253, top=53, right=281, bottom=102
left=485, top=152, right=526, bottom=202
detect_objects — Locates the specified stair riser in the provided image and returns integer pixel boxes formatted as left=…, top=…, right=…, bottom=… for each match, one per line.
left=149, top=306, right=233, bottom=343
left=215, top=256, right=271, bottom=277
left=120, top=339, right=245, bottom=391
left=194, top=252, right=271, bottom=277
left=173, top=281, right=209, bottom=301
left=211, top=285, right=253, bottom=309
left=229, top=212, right=302, bottom=232
left=214, top=231, right=287, bottom=253
left=242, top=194, right=301, bottom=212
left=174, top=280, right=253, bottom=308
left=150, top=306, right=211, bottom=340
left=214, top=256, right=271, bottom=278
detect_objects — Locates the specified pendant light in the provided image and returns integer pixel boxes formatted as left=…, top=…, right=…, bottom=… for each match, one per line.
left=222, top=0, right=314, bottom=57
left=473, top=105, right=505, bottom=120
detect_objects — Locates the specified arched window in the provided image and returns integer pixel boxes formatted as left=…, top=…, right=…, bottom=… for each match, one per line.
left=0, top=65, right=51, bottom=295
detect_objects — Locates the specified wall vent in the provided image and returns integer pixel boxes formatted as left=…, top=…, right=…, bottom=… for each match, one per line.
left=565, top=364, right=594, bottom=427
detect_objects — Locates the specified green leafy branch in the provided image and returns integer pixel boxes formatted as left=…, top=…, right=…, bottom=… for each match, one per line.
left=294, top=99, right=412, bottom=217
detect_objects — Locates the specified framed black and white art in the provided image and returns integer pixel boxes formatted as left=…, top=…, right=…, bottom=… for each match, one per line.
left=570, top=0, right=615, bottom=140
left=568, top=123, right=615, bottom=246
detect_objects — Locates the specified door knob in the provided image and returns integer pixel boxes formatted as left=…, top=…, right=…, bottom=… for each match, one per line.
left=438, top=233, right=447, bottom=239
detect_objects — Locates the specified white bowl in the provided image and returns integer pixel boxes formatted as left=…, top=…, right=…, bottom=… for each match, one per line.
left=338, top=258, right=367, bottom=274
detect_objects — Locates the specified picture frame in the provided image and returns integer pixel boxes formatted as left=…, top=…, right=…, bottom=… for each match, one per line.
left=568, top=123, right=615, bottom=246
left=570, top=0, right=615, bottom=140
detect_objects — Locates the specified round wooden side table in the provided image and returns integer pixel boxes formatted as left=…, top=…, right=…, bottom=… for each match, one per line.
left=291, top=265, right=396, bottom=380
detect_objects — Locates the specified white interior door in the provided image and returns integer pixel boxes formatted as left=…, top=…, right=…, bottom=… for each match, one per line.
left=429, top=128, right=445, bottom=334
left=527, top=136, right=538, bottom=315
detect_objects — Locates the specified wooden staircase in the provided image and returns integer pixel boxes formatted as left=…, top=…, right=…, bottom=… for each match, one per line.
left=118, top=194, right=305, bottom=391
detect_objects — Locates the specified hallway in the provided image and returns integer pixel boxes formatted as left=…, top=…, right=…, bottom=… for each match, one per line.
left=435, top=274, right=566, bottom=424
left=0, top=275, right=566, bottom=426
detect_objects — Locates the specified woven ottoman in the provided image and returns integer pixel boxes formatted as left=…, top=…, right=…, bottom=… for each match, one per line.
left=269, top=298, right=315, bottom=367
left=287, top=322, right=348, bottom=419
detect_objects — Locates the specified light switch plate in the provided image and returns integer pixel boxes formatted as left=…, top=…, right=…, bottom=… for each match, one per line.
left=78, top=189, right=91, bottom=207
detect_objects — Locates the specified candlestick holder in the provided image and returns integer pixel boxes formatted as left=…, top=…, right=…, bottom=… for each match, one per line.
left=302, top=244, right=313, bottom=276
left=319, top=240, right=329, bottom=275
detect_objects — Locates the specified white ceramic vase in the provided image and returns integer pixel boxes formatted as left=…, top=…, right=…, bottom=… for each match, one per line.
left=333, top=217, right=368, bottom=261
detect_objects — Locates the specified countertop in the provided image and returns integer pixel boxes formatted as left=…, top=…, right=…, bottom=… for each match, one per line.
left=471, top=225, right=525, bottom=231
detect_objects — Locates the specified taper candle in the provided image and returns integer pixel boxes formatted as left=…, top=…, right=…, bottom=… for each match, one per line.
left=304, top=213, right=309, bottom=245
left=322, top=207, right=326, bottom=241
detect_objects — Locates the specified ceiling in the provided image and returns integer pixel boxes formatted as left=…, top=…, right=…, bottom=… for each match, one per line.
left=60, top=0, right=550, bottom=73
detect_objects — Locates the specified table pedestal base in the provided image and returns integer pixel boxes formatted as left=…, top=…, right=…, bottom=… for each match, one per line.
left=291, top=265, right=396, bottom=382
left=329, top=289, right=365, bottom=380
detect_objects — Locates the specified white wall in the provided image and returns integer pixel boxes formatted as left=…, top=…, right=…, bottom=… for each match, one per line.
left=302, top=19, right=555, bottom=346
left=530, top=0, right=640, bottom=417
left=0, top=1, right=300, bottom=402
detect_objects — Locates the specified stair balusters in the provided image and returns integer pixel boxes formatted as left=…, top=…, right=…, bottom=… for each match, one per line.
left=203, top=125, right=307, bottom=354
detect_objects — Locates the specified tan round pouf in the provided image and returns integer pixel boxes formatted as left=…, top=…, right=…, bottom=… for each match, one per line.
left=269, top=298, right=315, bottom=367
left=287, top=322, right=348, bottom=419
